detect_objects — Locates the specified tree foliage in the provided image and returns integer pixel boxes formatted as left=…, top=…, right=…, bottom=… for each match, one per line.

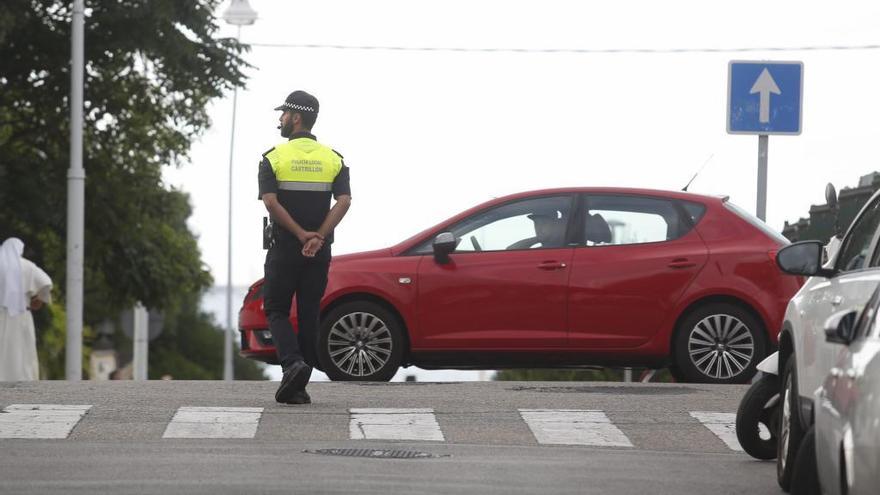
left=1, top=0, right=264, bottom=379
left=110, top=291, right=266, bottom=380
left=0, top=0, right=247, bottom=316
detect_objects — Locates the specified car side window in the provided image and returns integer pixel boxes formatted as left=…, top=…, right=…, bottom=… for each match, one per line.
left=681, top=201, right=707, bottom=226
left=582, top=195, right=688, bottom=246
left=871, top=305, right=880, bottom=339
left=836, top=198, right=880, bottom=272
left=452, top=195, right=573, bottom=252
left=409, top=195, right=573, bottom=254
left=855, top=285, right=880, bottom=340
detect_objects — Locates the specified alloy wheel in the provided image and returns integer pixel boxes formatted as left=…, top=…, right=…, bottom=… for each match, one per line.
left=327, top=311, right=394, bottom=377
left=687, top=314, right=755, bottom=380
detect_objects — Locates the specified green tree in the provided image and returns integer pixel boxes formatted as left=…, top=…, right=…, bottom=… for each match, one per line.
left=107, top=292, right=265, bottom=380
left=1, top=0, right=264, bottom=379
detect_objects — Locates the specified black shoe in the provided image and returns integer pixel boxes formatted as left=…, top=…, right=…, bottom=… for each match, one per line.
left=285, top=390, right=311, bottom=405
left=275, top=361, right=312, bottom=403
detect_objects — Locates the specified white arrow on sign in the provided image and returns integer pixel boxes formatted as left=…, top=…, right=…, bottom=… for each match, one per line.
left=749, top=68, right=781, bottom=124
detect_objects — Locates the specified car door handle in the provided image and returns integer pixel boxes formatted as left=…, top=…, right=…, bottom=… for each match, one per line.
left=831, top=295, right=844, bottom=307
left=537, top=261, right=567, bottom=270
left=668, top=258, right=697, bottom=269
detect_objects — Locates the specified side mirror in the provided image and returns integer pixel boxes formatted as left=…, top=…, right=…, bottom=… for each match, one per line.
left=432, top=232, right=458, bottom=264
left=825, top=183, right=838, bottom=211
left=826, top=183, right=843, bottom=239
left=824, top=309, right=858, bottom=345
left=777, top=241, right=835, bottom=277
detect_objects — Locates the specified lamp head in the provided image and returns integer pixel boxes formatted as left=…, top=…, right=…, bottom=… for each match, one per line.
left=222, top=0, right=257, bottom=26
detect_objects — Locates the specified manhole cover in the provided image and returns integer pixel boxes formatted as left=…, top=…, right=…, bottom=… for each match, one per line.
left=304, top=448, right=448, bottom=459
left=507, top=385, right=695, bottom=395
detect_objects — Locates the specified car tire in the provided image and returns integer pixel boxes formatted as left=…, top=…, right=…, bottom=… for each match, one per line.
left=777, top=356, right=806, bottom=492
left=317, top=301, right=405, bottom=381
left=673, top=303, right=766, bottom=384
left=735, top=373, right=780, bottom=460
left=668, top=364, right=686, bottom=382
left=789, top=426, right=820, bottom=495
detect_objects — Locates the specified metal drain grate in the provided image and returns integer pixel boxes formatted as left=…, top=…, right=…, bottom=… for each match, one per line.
left=304, top=448, right=447, bottom=459
left=352, top=382, right=462, bottom=386
left=508, top=385, right=695, bottom=395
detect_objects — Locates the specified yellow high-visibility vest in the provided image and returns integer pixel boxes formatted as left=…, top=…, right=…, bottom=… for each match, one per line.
left=264, top=138, right=342, bottom=192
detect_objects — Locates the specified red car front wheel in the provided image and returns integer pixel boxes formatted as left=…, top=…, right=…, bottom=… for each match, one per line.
left=318, top=301, right=405, bottom=381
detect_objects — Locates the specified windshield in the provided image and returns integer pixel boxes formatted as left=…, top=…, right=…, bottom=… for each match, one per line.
left=724, top=201, right=790, bottom=245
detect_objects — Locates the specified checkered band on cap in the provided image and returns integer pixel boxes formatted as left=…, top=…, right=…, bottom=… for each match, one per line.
left=282, top=102, right=316, bottom=113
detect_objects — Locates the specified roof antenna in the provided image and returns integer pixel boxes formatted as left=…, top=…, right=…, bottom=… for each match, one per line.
left=682, top=153, right=714, bottom=192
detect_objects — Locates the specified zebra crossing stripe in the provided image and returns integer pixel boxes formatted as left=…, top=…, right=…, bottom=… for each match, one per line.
left=689, top=411, right=742, bottom=451
left=162, top=407, right=263, bottom=439
left=0, top=403, right=744, bottom=448
left=519, top=409, right=633, bottom=447
left=0, top=404, right=92, bottom=439
left=349, top=408, right=444, bottom=441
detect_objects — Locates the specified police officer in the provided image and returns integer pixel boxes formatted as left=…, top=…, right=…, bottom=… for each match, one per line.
left=258, top=90, right=351, bottom=404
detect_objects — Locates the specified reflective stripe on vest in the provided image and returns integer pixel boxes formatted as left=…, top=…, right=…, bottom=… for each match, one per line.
left=278, top=181, right=333, bottom=192
left=265, top=139, right=342, bottom=190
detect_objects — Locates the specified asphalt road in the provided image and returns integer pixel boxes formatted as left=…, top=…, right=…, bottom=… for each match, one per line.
left=0, top=380, right=782, bottom=495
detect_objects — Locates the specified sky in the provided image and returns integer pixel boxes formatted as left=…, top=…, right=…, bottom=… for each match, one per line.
left=164, top=0, right=880, bottom=288
left=162, top=0, right=880, bottom=379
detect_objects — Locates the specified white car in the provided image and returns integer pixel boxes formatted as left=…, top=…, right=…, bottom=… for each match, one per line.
left=812, top=283, right=880, bottom=495
left=774, top=187, right=880, bottom=492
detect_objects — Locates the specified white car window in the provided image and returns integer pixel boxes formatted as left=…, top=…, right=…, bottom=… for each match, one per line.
left=837, top=198, right=880, bottom=272
left=862, top=286, right=880, bottom=340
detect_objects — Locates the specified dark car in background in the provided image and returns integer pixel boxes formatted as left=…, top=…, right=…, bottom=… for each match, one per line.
left=240, top=187, right=801, bottom=383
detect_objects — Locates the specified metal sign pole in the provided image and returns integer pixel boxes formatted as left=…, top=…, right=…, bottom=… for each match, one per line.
left=133, top=303, right=149, bottom=381
left=757, top=135, right=768, bottom=221
left=728, top=61, right=802, bottom=224
left=223, top=25, right=242, bottom=383
left=66, top=0, right=85, bottom=380
left=221, top=0, right=258, bottom=382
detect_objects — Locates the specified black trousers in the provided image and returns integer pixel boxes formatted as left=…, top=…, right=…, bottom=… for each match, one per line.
left=263, top=240, right=330, bottom=372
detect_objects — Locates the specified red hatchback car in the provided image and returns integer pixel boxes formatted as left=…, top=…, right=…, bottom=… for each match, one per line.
left=240, top=187, right=801, bottom=384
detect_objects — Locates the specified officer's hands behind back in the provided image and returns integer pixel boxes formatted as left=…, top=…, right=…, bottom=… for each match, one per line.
left=302, top=234, right=324, bottom=257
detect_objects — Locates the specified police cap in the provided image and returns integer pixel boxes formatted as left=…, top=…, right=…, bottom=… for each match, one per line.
left=274, top=90, right=319, bottom=114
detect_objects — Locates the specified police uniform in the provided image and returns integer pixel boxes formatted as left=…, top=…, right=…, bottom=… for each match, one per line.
left=258, top=91, right=351, bottom=402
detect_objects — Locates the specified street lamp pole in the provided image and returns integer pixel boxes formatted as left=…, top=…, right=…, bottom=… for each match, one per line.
left=66, top=0, right=86, bottom=380
left=222, top=0, right=257, bottom=381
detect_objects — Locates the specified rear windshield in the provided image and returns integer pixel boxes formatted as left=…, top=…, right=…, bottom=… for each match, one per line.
left=724, top=201, right=790, bottom=245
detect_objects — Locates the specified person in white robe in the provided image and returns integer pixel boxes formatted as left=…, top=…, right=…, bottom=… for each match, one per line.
left=0, top=237, right=53, bottom=381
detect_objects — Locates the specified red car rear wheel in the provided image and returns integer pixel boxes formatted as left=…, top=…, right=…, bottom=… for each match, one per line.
left=673, top=302, right=766, bottom=384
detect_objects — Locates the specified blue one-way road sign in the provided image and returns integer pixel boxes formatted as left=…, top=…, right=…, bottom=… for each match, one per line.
left=727, top=61, right=803, bottom=135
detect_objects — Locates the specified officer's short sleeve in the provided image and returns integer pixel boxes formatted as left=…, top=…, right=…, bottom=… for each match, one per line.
left=258, top=157, right=277, bottom=199
left=333, top=164, right=351, bottom=199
